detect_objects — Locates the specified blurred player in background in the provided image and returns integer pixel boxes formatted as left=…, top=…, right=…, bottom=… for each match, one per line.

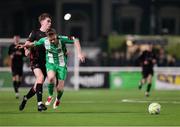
left=19, top=13, right=51, bottom=111
left=138, top=45, right=156, bottom=97
left=8, top=35, right=25, bottom=99
left=23, top=28, right=85, bottom=109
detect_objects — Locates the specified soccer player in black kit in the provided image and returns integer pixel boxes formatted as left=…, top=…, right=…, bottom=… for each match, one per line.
left=19, top=13, right=51, bottom=111
left=8, top=35, right=25, bottom=99
left=138, top=45, right=156, bottom=97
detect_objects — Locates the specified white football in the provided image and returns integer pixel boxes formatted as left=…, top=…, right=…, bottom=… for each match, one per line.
left=64, top=13, right=71, bottom=20
left=148, top=102, right=161, bottom=115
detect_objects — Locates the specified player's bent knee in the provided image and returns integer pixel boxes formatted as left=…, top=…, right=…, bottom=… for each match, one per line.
left=147, top=78, right=152, bottom=84
left=36, top=76, right=44, bottom=84
left=48, top=78, right=54, bottom=84
left=57, top=83, right=64, bottom=91
left=57, top=86, right=64, bottom=91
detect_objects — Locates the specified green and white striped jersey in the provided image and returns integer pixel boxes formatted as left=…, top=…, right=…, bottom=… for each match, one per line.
left=34, top=35, right=74, bottom=67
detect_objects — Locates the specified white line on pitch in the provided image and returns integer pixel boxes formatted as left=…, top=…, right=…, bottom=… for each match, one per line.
left=1, top=100, right=180, bottom=104
left=121, top=99, right=180, bottom=104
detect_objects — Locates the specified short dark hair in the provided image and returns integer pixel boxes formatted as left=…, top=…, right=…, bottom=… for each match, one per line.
left=46, top=28, right=56, bottom=36
left=38, top=13, right=51, bottom=23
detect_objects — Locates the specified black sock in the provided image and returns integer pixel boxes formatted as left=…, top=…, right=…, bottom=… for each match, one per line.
left=13, top=81, right=18, bottom=93
left=16, top=81, right=21, bottom=91
left=36, top=84, right=43, bottom=103
left=26, top=87, right=36, bottom=99
left=147, top=83, right=152, bottom=92
left=17, top=81, right=21, bottom=87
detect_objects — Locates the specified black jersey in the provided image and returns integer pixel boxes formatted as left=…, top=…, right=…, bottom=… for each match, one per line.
left=8, top=44, right=25, bottom=67
left=139, top=50, right=156, bottom=69
left=27, top=29, right=46, bottom=66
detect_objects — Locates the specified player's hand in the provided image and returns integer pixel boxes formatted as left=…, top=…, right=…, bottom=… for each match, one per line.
left=144, top=60, right=148, bottom=65
left=78, top=53, right=85, bottom=63
left=19, top=44, right=25, bottom=49
left=15, top=44, right=23, bottom=49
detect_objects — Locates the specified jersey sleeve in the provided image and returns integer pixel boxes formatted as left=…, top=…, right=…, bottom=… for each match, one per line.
left=59, top=35, right=75, bottom=44
left=27, top=30, right=36, bottom=42
left=34, top=38, right=45, bottom=46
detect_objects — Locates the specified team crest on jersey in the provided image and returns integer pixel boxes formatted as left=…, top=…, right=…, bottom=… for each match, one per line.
left=57, top=47, right=62, bottom=53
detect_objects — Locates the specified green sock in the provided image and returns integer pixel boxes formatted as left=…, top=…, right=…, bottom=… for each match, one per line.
left=57, top=90, right=64, bottom=100
left=48, top=84, right=54, bottom=96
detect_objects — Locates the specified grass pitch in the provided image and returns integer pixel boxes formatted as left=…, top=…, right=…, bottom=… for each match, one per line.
left=0, top=88, right=180, bottom=126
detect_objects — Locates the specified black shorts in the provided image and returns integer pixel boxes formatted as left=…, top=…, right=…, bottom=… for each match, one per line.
left=142, top=68, right=153, bottom=78
left=31, top=63, right=47, bottom=78
left=11, top=66, right=23, bottom=76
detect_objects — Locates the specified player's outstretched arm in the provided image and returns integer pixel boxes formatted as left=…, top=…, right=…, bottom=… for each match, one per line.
left=23, top=38, right=45, bottom=48
left=74, top=38, right=85, bottom=62
left=23, top=41, right=35, bottom=48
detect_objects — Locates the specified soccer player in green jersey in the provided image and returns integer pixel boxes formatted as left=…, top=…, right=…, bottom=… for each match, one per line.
left=23, top=28, right=85, bottom=109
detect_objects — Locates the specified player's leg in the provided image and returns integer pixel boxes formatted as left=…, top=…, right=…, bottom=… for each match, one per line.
left=53, top=66, right=67, bottom=109
left=45, top=63, right=56, bottom=106
left=138, top=69, right=146, bottom=90
left=19, top=82, right=37, bottom=111
left=145, top=74, right=153, bottom=97
left=14, top=75, right=20, bottom=99
left=11, top=66, right=19, bottom=99
left=16, top=67, right=23, bottom=93
left=46, top=70, right=56, bottom=105
left=12, top=65, right=23, bottom=99
left=47, top=78, right=57, bottom=97
left=53, top=80, right=64, bottom=109
left=33, top=68, right=47, bottom=111
left=138, top=78, right=145, bottom=90
left=46, top=77, right=58, bottom=103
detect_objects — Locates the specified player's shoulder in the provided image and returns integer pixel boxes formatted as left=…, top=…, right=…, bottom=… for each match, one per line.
left=31, top=29, right=44, bottom=35
left=38, top=37, right=47, bottom=42
left=58, top=35, right=66, bottom=38
left=29, top=29, right=36, bottom=34
left=58, top=35, right=74, bottom=40
left=28, top=29, right=37, bottom=38
left=32, top=29, right=41, bottom=32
